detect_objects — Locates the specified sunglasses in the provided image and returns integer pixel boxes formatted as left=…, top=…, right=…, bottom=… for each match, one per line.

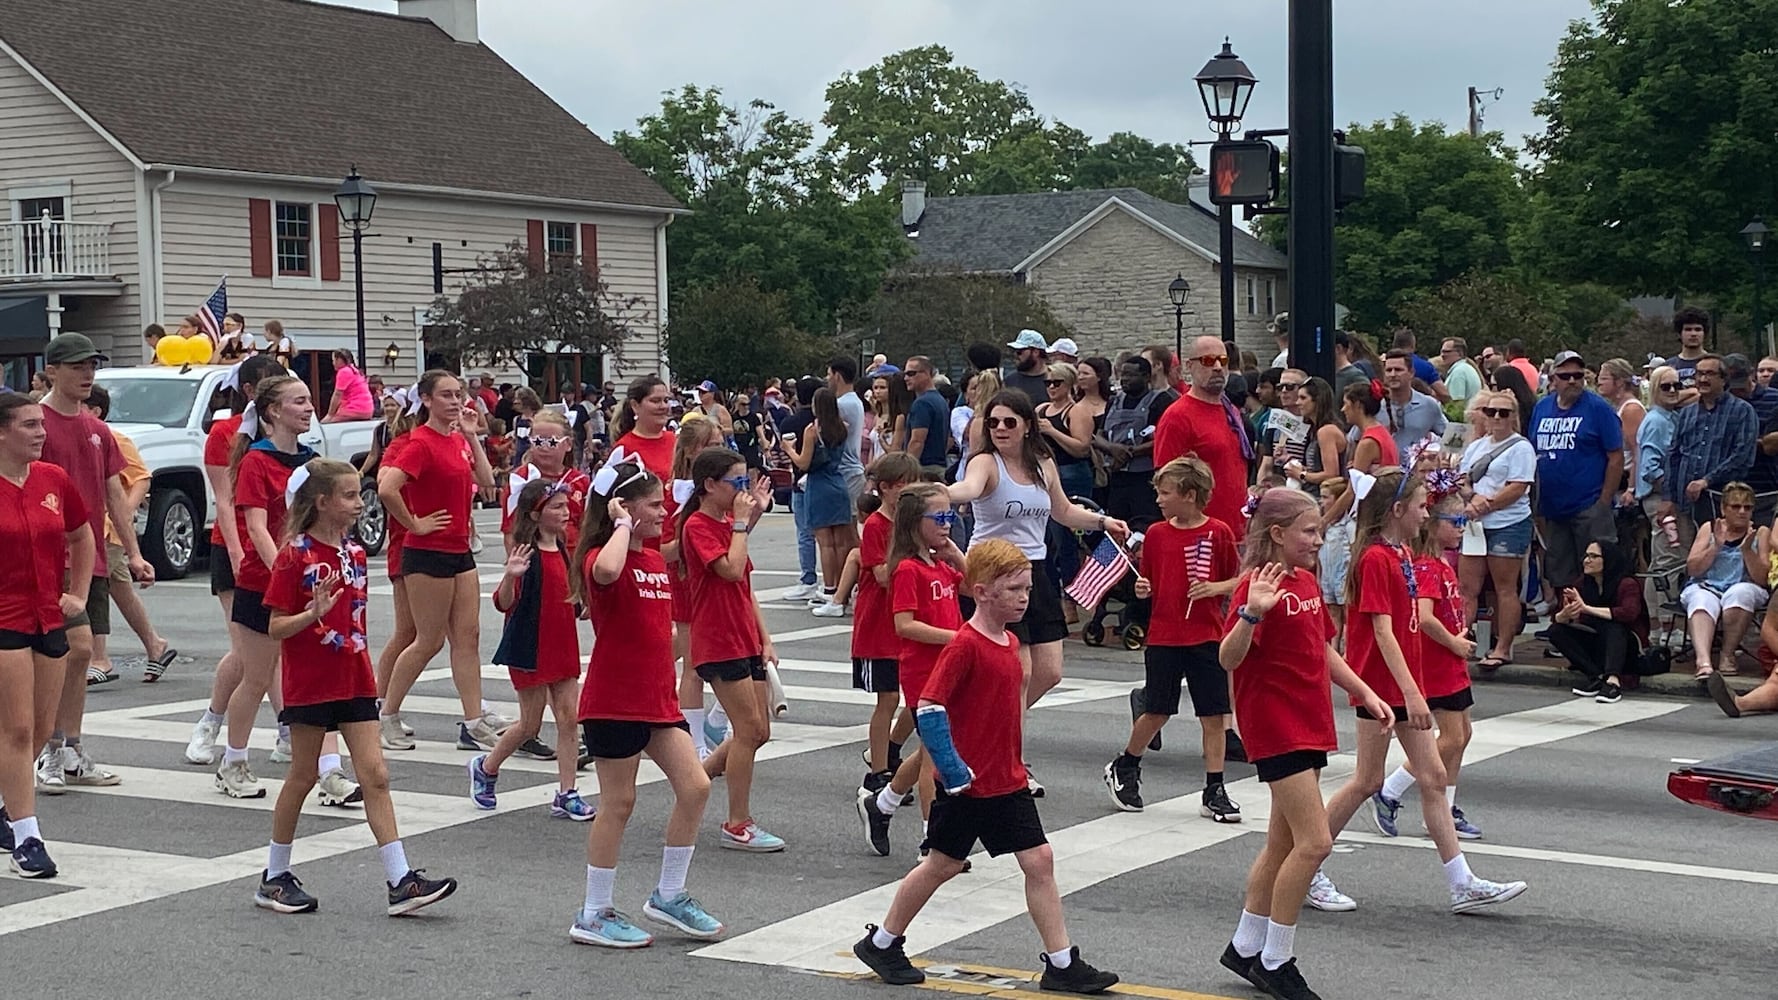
left=1044, top=379, right=1066, bottom=387
left=1480, top=407, right=1512, bottom=418
left=1658, top=382, right=1681, bottom=392
left=530, top=435, right=568, bottom=448
left=903, top=369, right=925, bottom=377
left=985, top=416, right=1022, bottom=430
left=1438, top=514, right=1470, bottom=529
left=1724, top=503, right=1755, bottom=512
left=1552, top=371, right=1586, bottom=382
left=1191, top=354, right=1229, bottom=368
left=1278, top=382, right=1302, bottom=392
left=924, top=510, right=959, bottom=527
left=721, top=474, right=752, bottom=491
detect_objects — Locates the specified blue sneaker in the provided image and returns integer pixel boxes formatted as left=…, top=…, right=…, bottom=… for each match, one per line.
left=10, top=837, right=57, bottom=879
left=643, top=889, right=724, bottom=939
left=467, top=755, right=497, bottom=810
left=570, top=908, right=654, bottom=949
left=1451, top=806, right=1483, bottom=840
left=1369, top=792, right=1401, bottom=837
left=551, top=789, right=596, bottom=821
left=720, top=820, right=786, bottom=852
left=703, top=714, right=729, bottom=751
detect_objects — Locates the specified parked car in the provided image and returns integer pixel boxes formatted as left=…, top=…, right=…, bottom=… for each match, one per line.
left=1669, top=745, right=1778, bottom=822
left=94, top=365, right=383, bottom=580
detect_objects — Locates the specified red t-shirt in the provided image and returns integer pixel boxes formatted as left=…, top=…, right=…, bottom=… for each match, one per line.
left=262, top=534, right=375, bottom=707
left=1153, top=393, right=1249, bottom=540
left=579, top=545, right=679, bottom=723
left=1412, top=555, right=1469, bottom=700
left=495, top=546, right=581, bottom=688
left=892, top=556, right=964, bottom=703
left=0, top=463, right=89, bottom=633
left=385, top=424, right=475, bottom=553
left=233, top=444, right=313, bottom=593
left=1344, top=541, right=1421, bottom=706
left=851, top=512, right=897, bottom=660
left=1139, top=516, right=1239, bottom=647
left=39, top=403, right=124, bottom=574
left=501, top=464, right=591, bottom=554
left=205, top=414, right=243, bottom=546
left=682, top=509, right=762, bottom=666
left=614, top=429, right=673, bottom=482
left=1224, top=568, right=1338, bottom=760
left=382, top=435, right=409, bottom=580
left=1358, top=425, right=1399, bottom=469
left=920, top=621, right=1026, bottom=798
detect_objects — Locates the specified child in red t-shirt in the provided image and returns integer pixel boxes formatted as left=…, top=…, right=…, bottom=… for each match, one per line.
left=1107, top=457, right=1241, bottom=821
left=853, top=539, right=1119, bottom=993
left=1215, top=487, right=1392, bottom=998
left=664, top=416, right=723, bottom=757
left=468, top=479, right=590, bottom=820
left=256, top=458, right=458, bottom=918
left=852, top=451, right=922, bottom=792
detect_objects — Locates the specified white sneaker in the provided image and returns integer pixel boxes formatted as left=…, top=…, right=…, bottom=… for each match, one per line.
left=1451, top=876, right=1527, bottom=914
left=781, top=582, right=820, bottom=602
left=399, top=714, right=415, bottom=737
left=269, top=734, right=293, bottom=764
left=61, top=745, right=121, bottom=786
left=811, top=601, right=848, bottom=618
left=380, top=715, right=416, bottom=750
left=185, top=718, right=221, bottom=765
left=35, top=749, right=66, bottom=795
left=483, top=710, right=516, bottom=733
left=1306, top=870, right=1357, bottom=912
left=215, top=759, right=265, bottom=799
left=316, top=768, right=363, bottom=808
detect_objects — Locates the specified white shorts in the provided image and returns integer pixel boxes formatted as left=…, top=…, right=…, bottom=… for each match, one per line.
left=1680, top=582, right=1769, bottom=621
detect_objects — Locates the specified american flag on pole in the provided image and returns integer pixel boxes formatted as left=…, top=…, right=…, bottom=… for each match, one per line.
left=1185, top=537, right=1216, bottom=617
left=1065, top=536, right=1133, bottom=609
left=196, top=276, right=228, bottom=342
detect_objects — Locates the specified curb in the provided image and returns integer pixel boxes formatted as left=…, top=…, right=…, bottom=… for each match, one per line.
left=1474, top=659, right=1763, bottom=700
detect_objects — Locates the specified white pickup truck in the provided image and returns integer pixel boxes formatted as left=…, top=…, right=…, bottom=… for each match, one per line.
left=93, top=365, right=385, bottom=580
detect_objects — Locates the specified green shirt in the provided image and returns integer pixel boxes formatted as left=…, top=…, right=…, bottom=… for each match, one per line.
left=1445, top=359, right=1483, bottom=402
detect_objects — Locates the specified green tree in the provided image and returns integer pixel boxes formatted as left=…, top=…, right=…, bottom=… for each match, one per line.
left=840, top=264, right=1069, bottom=374
left=426, top=242, right=645, bottom=370
left=665, top=276, right=834, bottom=387
left=1397, top=271, right=1567, bottom=363
left=1069, top=131, right=1199, bottom=202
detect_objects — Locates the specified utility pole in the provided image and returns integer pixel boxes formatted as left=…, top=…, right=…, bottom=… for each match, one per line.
left=1287, top=0, right=1336, bottom=383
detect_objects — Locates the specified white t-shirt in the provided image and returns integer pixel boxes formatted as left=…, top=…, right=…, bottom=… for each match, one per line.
left=1270, top=349, right=1290, bottom=370
left=1461, top=435, right=1536, bottom=528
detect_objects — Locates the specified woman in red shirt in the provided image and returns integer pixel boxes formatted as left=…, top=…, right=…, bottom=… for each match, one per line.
left=612, top=375, right=675, bottom=484
left=0, top=393, right=95, bottom=878
left=664, top=416, right=722, bottom=756
left=377, top=370, right=499, bottom=753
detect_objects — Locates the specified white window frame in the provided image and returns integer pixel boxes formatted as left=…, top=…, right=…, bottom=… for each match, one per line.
left=1264, top=277, right=1276, bottom=317
left=1244, top=276, right=1257, bottom=315
left=8, top=181, right=73, bottom=223
left=271, top=200, right=322, bottom=290
left=544, top=219, right=579, bottom=261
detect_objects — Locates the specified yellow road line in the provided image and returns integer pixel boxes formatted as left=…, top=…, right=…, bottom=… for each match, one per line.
left=824, top=956, right=1246, bottom=1000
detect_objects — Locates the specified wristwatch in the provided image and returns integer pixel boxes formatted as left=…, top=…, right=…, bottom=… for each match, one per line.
left=1235, top=605, right=1263, bottom=626
left=732, top=522, right=751, bottom=534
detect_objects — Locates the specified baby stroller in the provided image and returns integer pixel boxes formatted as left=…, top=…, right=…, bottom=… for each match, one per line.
left=1070, top=496, right=1147, bottom=651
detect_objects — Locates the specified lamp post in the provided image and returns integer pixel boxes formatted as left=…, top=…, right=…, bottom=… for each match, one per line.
left=1168, top=273, right=1190, bottom=362
left=1194, top=39, right=1258, bottom=363
left=333, top=166, right=378, bottom=371
left=1744, top=218, right=1771, bottom=357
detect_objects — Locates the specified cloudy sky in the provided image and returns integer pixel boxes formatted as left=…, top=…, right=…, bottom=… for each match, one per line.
left=336, top=0, right=1594, bottom=156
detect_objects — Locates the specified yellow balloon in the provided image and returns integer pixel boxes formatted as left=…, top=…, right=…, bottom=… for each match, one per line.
left=182, top=335, right=214, bottom=365
left=155, top=334, right=188, bottom=365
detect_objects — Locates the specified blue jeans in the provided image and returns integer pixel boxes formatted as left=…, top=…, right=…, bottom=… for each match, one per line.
left=791, top=488, right=817, bottom=586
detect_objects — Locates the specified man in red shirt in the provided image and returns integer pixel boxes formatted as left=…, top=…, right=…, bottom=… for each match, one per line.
left=35, top=333, right=153, bottom=792
left=1154, top=335, right=1255, bottom=541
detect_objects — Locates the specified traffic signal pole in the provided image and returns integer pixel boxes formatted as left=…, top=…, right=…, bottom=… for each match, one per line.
left=1287, top=0, right=1336, bottom=384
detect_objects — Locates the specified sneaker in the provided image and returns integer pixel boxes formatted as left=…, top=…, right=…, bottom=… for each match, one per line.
left=853, top=924, right=924, bottom=985
left=34, top=749, right=65, bottom=795
left=1103, top=757, right=1143, bottom=812
left=1305, top=870, right=1356, bottom=912
left=9, top=837, right=56, bottom=879
left=458, top=716, right=502, bottom=751
left=1450, top=806, right=1482, bottom=840
left=703, top=713, right=730, bottom=751
left=577, top=740, right=593, bottom=770
left=551, top=789, right=596, bottom=821
left=1218, top=942, right=1264, bottom=990
left=570, top=907, right=654, bottom=948
left=316, top=768, right=363, bottom=808
left=379, top=715, right=415, bottom=751
left=1129, top=689, right=1162, bottom=752
left=719, top=820, right=786, bottom=852
left=215, top=759, right=265, bottom=799
left=516, top=737, right=556, bottom=761
left=1026, top=765, right=1045, bottom=798
left=857, top=789, right=893, bottom=856
left=812, top=601, right=848, bottom=618
left=1224, top=729, right=1248, bottom=764
left=643, top=889, right=724, bottom=939
left=808, top=591, right=835, bottom=607
left=1250, top=957, right=1324, bottom=1000
left=485, top=710, right=517, bottom=733
left=1595, top=680, right=1623, bottom=704
left=1038, top=947, right=1120, bottom=994
left=184, top=717, right=221, bottom=765
left=1451, top=876, right=1528, bottom=914
left=0, top=805, right=11, bottom=853
left=1571, top=678, right=1603, bottom=698
left=62, top=746, right=121, bottom=786
left=468, top=530, right=484, bottom=555
left=254, top=870, right=318, bottom=913
left=1369, top=792, right=1402, bottom=837
left=387, top=869, right=458, bottom=916
left=781, top=581, right=820, bottom=602
left=467, top=755, right=498, bottom=810
left=269, top=734, right=293, bottom=764
left=1200, top=783, right=1242, bottom=823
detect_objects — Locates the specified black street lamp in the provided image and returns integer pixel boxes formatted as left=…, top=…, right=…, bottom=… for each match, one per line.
left=1744, top=217, right=1771, bottom=357
left=1194, top=40, right=1258, bottom=360
left=333, top=166, right=378, bottom=371
left=1168, top=273, right=1190, bottom=362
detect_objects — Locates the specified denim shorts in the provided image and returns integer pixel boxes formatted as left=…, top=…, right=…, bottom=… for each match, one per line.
left=1483, top=516, right=1533, bottom=558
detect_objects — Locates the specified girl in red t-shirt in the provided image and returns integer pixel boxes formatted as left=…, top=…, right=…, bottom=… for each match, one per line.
left=469, top=480, right=590, bottom=820
left=565, top=458, right=725, bottom=947
left=612, top=375, right=675, bottom=485
left=256, top=458, right=457, bottom=917
left=664, top=415, right=723, bottom=757
left=1322, top=467, right=1526, bottom=916
left=852, top=451, right=922, bottom=790
left=1214, top=488, right=1391, bottom=997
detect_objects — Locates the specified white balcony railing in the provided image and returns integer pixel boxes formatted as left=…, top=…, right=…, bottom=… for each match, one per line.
left=0, top=213, right=113, bottom=280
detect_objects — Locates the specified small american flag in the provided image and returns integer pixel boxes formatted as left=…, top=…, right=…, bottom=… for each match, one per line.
left=1065, top=536, right=1132, bottom=609
left=196, top=277, right=228, bottom=342
left=1185, top=536, right=1216, bottom=617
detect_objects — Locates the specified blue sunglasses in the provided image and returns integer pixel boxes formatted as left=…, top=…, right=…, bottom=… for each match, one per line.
left=722, top=474, right=752, bottom=491
left=924, top=510, right=959, bottom=527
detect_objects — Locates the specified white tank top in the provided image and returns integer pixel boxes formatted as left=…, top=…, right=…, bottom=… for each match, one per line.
left=969, top=453, right=1052, bottom=560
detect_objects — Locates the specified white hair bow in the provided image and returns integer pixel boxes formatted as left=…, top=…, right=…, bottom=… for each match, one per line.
left=284, top=464, right=311, bottom=505
left=220, top=361, right=245, bottom=395
left=1347, top=468, right=1376, bottom=501
left=239, top=401, right=260, bottom=438
left=672, top=479, right=695, bottom=506
left=403, top=383, right=423, bottom=416
left=591, top=446, right=630, bottom=495
left=507, top=466, right=541, bottom=515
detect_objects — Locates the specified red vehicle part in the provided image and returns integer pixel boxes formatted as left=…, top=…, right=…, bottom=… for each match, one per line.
left=1667, top=744, right=1778, bottom=822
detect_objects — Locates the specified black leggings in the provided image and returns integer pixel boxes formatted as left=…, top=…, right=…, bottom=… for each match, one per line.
left=1548, top=619, right=1629, bottom=682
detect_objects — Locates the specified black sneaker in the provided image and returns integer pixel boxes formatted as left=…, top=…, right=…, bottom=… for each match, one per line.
left=1200, top=783, right=1242, bottom=823
left=1250, top=957, right=1323, bottom=1000
left=1595, top=680, right=1623, bottom=704
left=1129, top=688, right=1161, bottom=751
left=1224, top=729, right=1248, bottom=764
left=861, top=768, right=892, bottom=797
left=0, top=806, right=12, bottom=853
left=254, top=870, right=317, bottom=912
left=387, top=869, right=458, bottom=916
left=1038, top=947, right=1119, bottom=994
left=9, top=837, right=56, bottom=879
left=1571, top=678, right=1603, bottom=698
left=515, top=737, right=556, bottom=760
left=1103, top=756, right=1143, bottom=812
left=854, top=924, right=925, bottom=985
left=857, top=790, right=893, bottom=856
left=1218, top=942, right=1264, bottom=989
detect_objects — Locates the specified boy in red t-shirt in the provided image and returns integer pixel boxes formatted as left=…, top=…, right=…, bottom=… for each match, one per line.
left=852, top=540, right=1119, bottom=995
left=1105, top=458, right=1241, bottom=821
left=851, top=452, right=921, bottom=794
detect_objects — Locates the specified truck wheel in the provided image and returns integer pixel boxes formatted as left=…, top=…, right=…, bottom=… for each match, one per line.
left=143, top=488, right=196, bottom=580
left=353, top=479, right=387, bottom=556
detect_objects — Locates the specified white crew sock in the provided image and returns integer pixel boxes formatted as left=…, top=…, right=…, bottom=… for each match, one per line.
left=1260, top=920, right=1296, bottom=971
left=267, top=841, right=293, bottom=878
left=200, top=709, right=224, bottom=726
left=657, top=845, right=694, bottom=899
left=379, top=840, right=411, bottom=884
left=1231, top=909, right=1268, bottom=958
left=1446, top=785, right=1458, bottom=808
left=685, top=708, right=708, bottom=751
left=223, top=745, right=249, bottom=765
left=1046, top=947, right=1073, bottom=969
left=876, top=784, right=904, bottom=816
left=10, top=815, right=40, bottom=844
left=1443, top=853, right=1474, bottom=891
left=584, top=865, right=617, bottom=921
left=317, top=753, right=342, bottom=775
left=872, top=925, right=898, bottom=950
left=1380, top=766, right=1414, bottom=802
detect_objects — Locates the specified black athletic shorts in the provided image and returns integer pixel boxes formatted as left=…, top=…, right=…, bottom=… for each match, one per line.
left=696, top=655, right=767, bottom=684
left=401, top=547, right=477, bottom=579
left=230, top=587, right=272, bottom=635
left=852, top=657, right=900, bottom=694
left=1355, top=704, right=1411, bottom=723
left=1142, top=642, right=1230, bottom=717
left=0, top=628, right=70, bottom=658
left=210, top=553, right=236, bottom=595
left=1255, top=749, right=1329, bottom=783
left=581, top=719, right=691, bottom=760
left=279, top=697, right=380, bottom=732
left=1010, top=557, right=1068, bottom=647
left=1426, top=688, right=1475, bottom=713
left=924, top=788, right=1047, bottom=862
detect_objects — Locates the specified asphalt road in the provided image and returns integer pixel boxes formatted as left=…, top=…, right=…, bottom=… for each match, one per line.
left=5, top=509, right=1776, bottom=1000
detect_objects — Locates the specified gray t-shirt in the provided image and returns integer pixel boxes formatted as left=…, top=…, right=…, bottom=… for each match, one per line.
left=836, top=389, right=865, bottom=480
left=1004, top=369, right=1049, bottom=406
left=1385, top=390, right=1448, bottom=460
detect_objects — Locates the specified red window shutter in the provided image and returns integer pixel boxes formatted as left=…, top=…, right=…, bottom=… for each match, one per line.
left=248, top=199, right=273, bottom=278
left=579, top=223, right=599, bottom=279
left=317, top=203, right=341, bottom=281
left=526, top=219, right=545, bottom=271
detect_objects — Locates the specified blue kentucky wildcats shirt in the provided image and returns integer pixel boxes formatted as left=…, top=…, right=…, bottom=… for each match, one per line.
left=1529, top=390, right=1623, bottom=520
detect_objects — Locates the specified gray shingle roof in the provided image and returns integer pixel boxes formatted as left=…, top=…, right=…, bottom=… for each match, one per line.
left=906, top=187, right=1287, bottom=272
left=0, top=0, right=680, bottom=212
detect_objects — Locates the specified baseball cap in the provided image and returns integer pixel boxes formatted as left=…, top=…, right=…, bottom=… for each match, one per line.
left=1551, top=350, right=1585, bottom=369
left=697, top=379, right=718, bottom=393
left=45, top=332, right=108, bottom=365
left=1007, top=329, right=1049, bottom=351
left=870, top=363, right=902, bottom=377
left=1049, top=337, right=1079, bottom=357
